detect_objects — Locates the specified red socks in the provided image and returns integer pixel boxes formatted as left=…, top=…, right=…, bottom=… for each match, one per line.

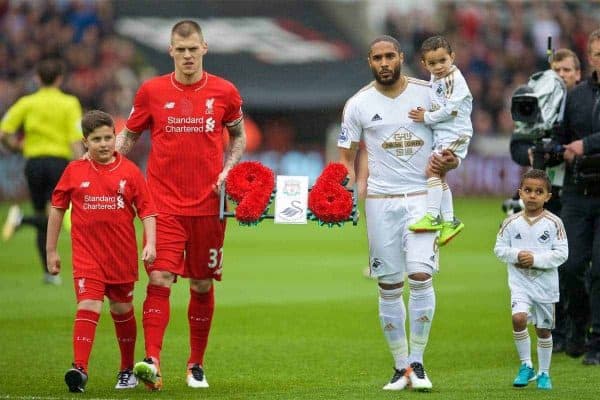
left=73, top=309, right=100, bottom=371
left=142, top=284, right=171, bottom=362
left=111, top=308, right=136, bottom=370
left=187, top=286, right=215, bottom=366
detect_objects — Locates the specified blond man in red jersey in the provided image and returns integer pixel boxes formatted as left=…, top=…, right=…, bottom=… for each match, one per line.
left=116, top=20, right=246, bottom=390
left=46, top=110, right=157, bottom=393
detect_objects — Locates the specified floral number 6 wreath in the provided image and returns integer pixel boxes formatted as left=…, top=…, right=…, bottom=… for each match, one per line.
left=307, top=163, right=354, bottom=226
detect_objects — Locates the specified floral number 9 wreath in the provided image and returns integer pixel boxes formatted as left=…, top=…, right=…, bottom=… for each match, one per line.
left=222, top=161, right=358, bottom=226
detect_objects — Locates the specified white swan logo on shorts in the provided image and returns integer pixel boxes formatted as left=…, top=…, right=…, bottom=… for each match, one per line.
left=371, top=258, right=382, bottom=270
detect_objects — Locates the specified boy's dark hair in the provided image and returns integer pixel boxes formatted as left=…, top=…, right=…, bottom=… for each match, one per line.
left=36, top=59, right=64, bottom=86
left=368, top=35, right=402, bottom=57
left=81, top=110, right=114, bottom=138
left=520, top=169, right=552, bottom=191
left=420, top=35, right=453, bottom=58
left=172, top=20, right=203, bottom=40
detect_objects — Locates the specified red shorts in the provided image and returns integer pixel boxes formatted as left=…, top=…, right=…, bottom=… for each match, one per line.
left=73, top=277, right=134, bottom=303
left=148, top=214, right=226, bottom=280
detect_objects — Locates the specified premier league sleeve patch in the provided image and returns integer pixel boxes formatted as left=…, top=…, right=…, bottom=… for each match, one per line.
left=337, top=126, right=351, bottom=148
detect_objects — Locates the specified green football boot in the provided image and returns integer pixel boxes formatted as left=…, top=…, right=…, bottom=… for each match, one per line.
left=437, top=218, right=465, bottom=246
left=409, top=213, right=443, bottom=232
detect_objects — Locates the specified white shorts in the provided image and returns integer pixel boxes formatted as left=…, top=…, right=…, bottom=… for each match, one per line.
left=434, top=134, right=471, bottom=160
left=511, top=296, right=555, bottom=330
left=365, top=193, right=439, bottom=281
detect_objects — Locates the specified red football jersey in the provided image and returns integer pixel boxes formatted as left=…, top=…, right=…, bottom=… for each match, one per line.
left=51, top=153, right=157, bottom=283
left=125, top=72, right=243, bottom=216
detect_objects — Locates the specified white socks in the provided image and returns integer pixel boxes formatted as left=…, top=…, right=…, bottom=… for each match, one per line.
left=513, top=329, right=532, bottom=367
left=513, top=329, right=552, bottom=374
left=426, top=178, right=454, bottom=222
left=379, top=287, right=408, bottom=370
left=426, top=177, right=443, bottom=217
left=537, top=336, right=553, bottom=374
left=407, top=278, right=435, bottom=365
left=440, top=182, right=454, bottom=221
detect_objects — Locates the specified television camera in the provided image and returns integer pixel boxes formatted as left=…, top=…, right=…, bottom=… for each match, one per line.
left=510, top=69, right=566, bottom=170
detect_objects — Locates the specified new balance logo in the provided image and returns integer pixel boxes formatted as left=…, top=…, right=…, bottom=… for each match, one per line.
left=514, top=233, right=522, bottom=239
left=80, top=181, right=90, bottom=188
left=164, top=102, right=175, bottom=109
left=371, top=114, right=382, bottom=121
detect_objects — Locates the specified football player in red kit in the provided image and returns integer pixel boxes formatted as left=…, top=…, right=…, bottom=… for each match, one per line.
left=46, top=110, right=157, bottom=393
left=116, top=20, right=246, bottom=390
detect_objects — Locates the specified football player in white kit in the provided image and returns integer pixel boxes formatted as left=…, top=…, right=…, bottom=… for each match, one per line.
left=338, top=36, right=459, bottom=391
left=495, top=169, right=568, bottom=390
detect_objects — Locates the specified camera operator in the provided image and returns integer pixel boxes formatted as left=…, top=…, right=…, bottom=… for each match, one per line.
left=558, top=29, right=600, bottom=366
left=509, top=48, right=581, bottom=355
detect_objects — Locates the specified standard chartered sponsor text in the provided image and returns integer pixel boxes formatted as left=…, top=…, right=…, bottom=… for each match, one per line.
left=166, top=116, right=205, bottom=133
left=84, top=194, right=117, bottom=210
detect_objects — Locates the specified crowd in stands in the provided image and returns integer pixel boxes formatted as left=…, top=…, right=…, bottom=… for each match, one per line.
left=382, top=0, right=600, bottom=137
left=0, top=0, right=150, bottom=123
left=2, top=0, right=600, bottom=143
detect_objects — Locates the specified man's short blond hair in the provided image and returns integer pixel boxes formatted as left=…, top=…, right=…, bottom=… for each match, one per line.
left=552, top=48, right=580, bottom=70
left=171, top=20, right=203, bottom=42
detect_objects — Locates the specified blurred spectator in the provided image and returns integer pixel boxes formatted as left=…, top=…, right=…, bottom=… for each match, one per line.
left=381, top=0, right=600, bottom=136
left=0, top=0, right=148, bottom=120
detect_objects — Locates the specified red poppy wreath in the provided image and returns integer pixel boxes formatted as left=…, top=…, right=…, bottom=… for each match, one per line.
left=308, top=163, right=353, bottom=225
left=225, top=161, right=275, bottom=224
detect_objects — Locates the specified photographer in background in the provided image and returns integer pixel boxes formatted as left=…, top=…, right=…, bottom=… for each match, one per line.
left=558, top=29, right=600, bottom=366
left=509, top=48, right=581, bottom=354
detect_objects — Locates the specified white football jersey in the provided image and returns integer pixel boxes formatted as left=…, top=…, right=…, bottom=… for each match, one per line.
left=424, top=66, right=473, bottom=142
left=494, top=210, right=568, bottom=303
left=339, top=78, right=434, bottom=194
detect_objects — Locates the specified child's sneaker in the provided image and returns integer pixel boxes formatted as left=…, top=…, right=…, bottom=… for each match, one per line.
left=186, top=364, right=209, bottom=388
left=409, top=213, right=443, bottom=232
left=115, top=368, right=138, bottom=389
left=512, top=364, right=536, bottom=387
left=133, top=358, right=162, bottom=390
left=536, top=372, right=552, bottom=390
left=65, top=364, right=88, bottom=393
left=437, top=218, right=464, bottom=246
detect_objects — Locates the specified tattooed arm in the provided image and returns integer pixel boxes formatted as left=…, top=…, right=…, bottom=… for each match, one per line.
left=214, top=118, right=247, bottom=193
left=116, top=128, right=140, bottom=155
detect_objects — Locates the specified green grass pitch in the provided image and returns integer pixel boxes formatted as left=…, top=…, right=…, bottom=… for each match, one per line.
left=0, top=198, right=599, bottom=399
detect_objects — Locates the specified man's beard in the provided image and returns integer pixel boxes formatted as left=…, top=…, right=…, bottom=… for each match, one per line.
left=372, top=66, right=401, bottom=86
